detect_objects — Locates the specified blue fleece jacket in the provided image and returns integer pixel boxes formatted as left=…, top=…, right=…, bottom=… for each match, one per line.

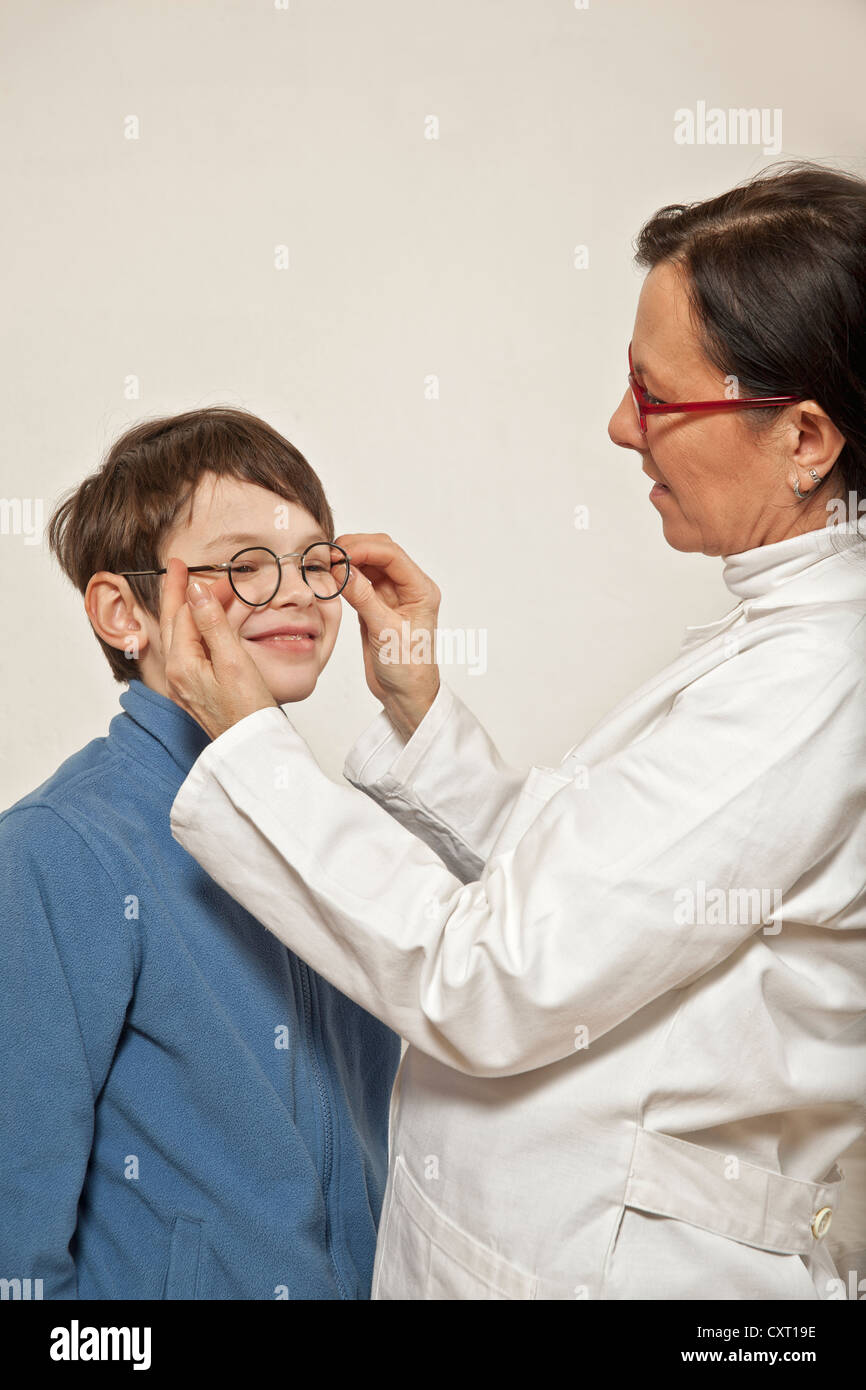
left=0, top=679, right=400, bottom=1299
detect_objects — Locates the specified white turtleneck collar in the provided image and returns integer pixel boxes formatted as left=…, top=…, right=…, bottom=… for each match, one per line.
left=721, top=522, right=865, bottom=601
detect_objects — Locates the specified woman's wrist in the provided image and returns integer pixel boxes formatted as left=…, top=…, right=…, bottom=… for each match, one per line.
left=382, top=674, right=440, bottom=741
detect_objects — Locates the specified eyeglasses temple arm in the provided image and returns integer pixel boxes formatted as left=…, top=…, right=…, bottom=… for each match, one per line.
left=120, top=564, right=232, bottom=577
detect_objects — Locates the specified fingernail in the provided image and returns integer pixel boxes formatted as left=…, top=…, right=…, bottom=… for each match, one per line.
left=188, top=580, right=210, bottom=606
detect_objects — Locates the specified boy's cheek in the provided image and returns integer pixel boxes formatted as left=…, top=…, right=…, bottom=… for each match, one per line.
left=324, top=614, right=342, bottom=657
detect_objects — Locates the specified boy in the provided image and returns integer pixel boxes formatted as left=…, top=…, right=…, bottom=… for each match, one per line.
left=0, top=407, right=400, bottom=1299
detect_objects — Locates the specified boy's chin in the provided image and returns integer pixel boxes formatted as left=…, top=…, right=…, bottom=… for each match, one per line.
left=261, top=672, right=319, bottom=706
left=245, top=648, right=324, bottom=705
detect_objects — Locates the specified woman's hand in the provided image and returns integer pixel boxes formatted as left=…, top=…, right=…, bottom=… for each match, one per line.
left=159, top=557, right=279, bottom=740
left=335, top=532, right=441, bottom=740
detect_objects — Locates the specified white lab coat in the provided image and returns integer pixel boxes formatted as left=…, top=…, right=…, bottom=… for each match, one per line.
left=171, top=523, right=866, bottom=1300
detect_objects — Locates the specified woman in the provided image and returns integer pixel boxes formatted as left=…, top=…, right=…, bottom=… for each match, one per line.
left=165, top=161, right=866, bottom=1299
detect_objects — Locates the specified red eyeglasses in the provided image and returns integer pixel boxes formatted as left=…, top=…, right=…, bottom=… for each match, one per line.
left=627, top=342, right=804, bottom=433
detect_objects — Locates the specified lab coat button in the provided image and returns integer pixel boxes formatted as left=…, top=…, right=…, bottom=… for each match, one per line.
left=811, top=1206, right=833, bottom=1239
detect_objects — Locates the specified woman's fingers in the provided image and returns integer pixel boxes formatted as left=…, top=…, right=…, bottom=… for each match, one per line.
left=182, top=582, right=246, bottom=673
left=331, top=533, right=441, bottom=733
left=169, top=596, right=212, bottom=683
left=158, top=557, right=191, bottom=659
left=334, top=533, right=440, bottom=608
left=340, top=563, right=398, bottom=632
left=159, top=558, right=277, bottom=739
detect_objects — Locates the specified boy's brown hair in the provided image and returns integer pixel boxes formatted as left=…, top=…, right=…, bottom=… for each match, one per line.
left=48, top=406, right=335, bottom=684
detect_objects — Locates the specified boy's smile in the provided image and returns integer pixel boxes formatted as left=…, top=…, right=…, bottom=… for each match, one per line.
left=243, top=624, right=322, bottom=652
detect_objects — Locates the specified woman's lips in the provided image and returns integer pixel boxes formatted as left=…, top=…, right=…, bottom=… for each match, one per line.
left=643, top=466, right=671, bottom=503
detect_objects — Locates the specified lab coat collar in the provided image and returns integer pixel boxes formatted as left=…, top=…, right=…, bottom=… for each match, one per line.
left=721, top=521, right=866, bottom=610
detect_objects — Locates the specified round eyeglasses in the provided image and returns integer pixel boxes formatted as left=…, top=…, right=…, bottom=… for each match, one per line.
left=121, top=541, right=351, bottom=607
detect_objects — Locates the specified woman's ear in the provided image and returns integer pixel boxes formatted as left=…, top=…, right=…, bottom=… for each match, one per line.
left=787, top=400, right=847, bottom=476
left=85, top=572, right=154, bottom=663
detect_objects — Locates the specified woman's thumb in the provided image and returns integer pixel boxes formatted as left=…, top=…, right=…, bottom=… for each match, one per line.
left=186, top=580, right=241, bottom=665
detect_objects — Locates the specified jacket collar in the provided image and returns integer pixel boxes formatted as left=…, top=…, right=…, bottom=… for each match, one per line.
left=112, top=679, right=213, bottom=788
left=721, top=521, right=866, bottom=610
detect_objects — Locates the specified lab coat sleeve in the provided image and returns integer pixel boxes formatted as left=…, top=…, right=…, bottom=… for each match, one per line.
left=341, top=681, right=529, bottom=882
left=0, top=807, right=137, bottom=1297
left=170, top=636, right=859, bottom=1078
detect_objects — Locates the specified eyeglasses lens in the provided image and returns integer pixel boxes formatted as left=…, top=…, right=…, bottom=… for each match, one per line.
left=302, top=543, right=350, bottom=599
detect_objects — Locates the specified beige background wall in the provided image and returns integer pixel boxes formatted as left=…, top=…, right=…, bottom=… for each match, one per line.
left=2, top=0, right=865, bottom=797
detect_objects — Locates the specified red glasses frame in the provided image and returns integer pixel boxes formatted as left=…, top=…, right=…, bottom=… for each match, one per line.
left=627, top=342, right=803, bottom=433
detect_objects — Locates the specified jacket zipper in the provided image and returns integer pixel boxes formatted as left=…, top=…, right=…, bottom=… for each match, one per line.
left=297, top=957, right=350, bottom=1300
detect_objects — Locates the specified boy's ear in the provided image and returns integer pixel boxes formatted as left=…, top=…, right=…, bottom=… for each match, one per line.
left=84, top=572, right=154, bottom=662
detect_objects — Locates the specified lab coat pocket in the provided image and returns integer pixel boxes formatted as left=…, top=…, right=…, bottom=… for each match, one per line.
left=488, top=765, right=572, bottom=859
left=374, top=1155, right=538, bottom=1300
left=602, top=1127, right=844, bottom=1300
left=161, top=1213, right=204, bottom=1300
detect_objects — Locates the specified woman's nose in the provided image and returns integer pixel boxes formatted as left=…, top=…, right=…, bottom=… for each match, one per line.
left=608, top=388, right=644, bottom=451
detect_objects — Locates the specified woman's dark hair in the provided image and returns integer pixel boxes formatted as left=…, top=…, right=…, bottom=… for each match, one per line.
left=633, top=159, right=866, bottom=540
left=48, top=406, right=335, bottom=684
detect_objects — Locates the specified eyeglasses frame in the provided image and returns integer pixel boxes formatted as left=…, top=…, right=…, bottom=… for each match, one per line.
left=120, top=540, right=351, bottom=607
left=627, top=342, right=804, bottom=433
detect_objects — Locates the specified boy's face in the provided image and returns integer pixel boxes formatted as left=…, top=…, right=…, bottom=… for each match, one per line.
left=143, top=473, right=342, bottom=705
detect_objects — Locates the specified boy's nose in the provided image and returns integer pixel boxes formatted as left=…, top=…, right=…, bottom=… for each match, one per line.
left=275, top=558, right=317, bottom=604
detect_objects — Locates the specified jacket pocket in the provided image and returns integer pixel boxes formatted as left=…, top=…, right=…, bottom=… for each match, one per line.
left=601, top=1127, right=845, bottom=1300
left=374, top=1155, right=537, bottom=1300
left=487, top=765, right=572, bottom=859
left=162, top=1214, right=204, bottom=1300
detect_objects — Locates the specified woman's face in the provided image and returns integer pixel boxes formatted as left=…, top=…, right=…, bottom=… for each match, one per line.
left=607, top=260, right=838, bottom=556
left=152, top=472, right=342, bottom=705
